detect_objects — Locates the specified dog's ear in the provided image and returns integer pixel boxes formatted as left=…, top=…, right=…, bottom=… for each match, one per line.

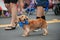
left=19, top=18, right=21, bottom=21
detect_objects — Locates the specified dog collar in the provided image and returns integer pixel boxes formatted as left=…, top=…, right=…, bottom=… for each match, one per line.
left=18, top=20, right=29, bottom=28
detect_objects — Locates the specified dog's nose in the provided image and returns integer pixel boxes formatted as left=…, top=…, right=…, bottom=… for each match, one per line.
left=24, top=19, right=26, bottom=21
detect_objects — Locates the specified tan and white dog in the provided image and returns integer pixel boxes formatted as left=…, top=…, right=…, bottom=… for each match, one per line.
left=18, top=15, right=48, bottom=37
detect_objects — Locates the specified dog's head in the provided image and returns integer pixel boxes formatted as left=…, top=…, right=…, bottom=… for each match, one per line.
left=18, top=15, right=29, bottom=22
left=18, top=15, right=29, bottom=28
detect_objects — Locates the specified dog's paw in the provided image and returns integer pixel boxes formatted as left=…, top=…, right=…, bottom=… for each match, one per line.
left=22, top=35, right=25, bottom=37
left=43, top=33, right=48, bottom=36
left=22, top=34, right=29, bottom=37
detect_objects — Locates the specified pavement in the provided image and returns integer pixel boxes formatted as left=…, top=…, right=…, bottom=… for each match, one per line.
left=0, top=10, right=60, bottom=40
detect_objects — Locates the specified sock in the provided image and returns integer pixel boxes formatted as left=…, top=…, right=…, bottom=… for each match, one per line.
left=36, top=17, right=40, bottom=19
left=36, top=16, right=46, bottom=20
left=41, top=16, right=46, bottom=20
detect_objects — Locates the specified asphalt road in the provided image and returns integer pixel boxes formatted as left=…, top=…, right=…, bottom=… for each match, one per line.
left=0, top=10, right=60, bottom=40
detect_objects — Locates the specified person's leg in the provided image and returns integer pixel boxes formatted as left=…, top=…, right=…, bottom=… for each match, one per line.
left=19, top=0, right=24, bottom=12
left=5, top=4, right=11, bottom=14
left=34, top=6, right=46, bottom=31
left=33, top=0, right=46, bottom=32
left=10, top=3, right=17, bottom=27
left=36, top=0, right=46, bottom=20
left=36, top=6, right=46, bottom=20
left=4, top=0, right=11, bottom=13
left=5, top=0, right=18, bottom=30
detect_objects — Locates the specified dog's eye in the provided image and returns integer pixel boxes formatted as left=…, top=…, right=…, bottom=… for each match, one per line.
left=26, top=18, right=28, bottom=20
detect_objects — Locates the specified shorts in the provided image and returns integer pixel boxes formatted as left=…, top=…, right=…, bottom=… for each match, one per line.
left=24, top=3, right=29, bottom=9
left=36, top=0, right=49, bottom=8
left=4, top=0, right=18, bottom=4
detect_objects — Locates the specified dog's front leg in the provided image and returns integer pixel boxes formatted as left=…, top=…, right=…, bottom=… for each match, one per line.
left=22, top=30, right=27, bottom=37
left=22, top=27, right=30, bottom=37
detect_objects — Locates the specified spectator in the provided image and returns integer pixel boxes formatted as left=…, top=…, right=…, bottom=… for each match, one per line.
left=4, top=0, right=25, bottom=30
left=34, top=0, right=49, bottom=31
left=4, top=0, right=18, bottom=30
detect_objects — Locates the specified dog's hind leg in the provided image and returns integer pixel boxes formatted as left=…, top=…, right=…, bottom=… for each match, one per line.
left=41, top=23, right=48, bottom=36
left=42, top=28, right=48, bottom=36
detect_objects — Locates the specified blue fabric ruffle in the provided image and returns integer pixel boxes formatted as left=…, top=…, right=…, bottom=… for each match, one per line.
left=18, top=20, right=29, bottom=28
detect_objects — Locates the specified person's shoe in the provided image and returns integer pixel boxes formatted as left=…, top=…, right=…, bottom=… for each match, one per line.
left=5, top=26, right=16, bottom=30
left=5, top=22, right=17, bottom=30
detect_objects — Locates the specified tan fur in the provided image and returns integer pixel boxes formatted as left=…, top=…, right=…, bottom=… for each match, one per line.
left=18, top=15, right=48, bottom=37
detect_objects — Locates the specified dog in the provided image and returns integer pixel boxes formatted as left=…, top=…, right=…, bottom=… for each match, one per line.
left=18, top=15, right=48, bottom=37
